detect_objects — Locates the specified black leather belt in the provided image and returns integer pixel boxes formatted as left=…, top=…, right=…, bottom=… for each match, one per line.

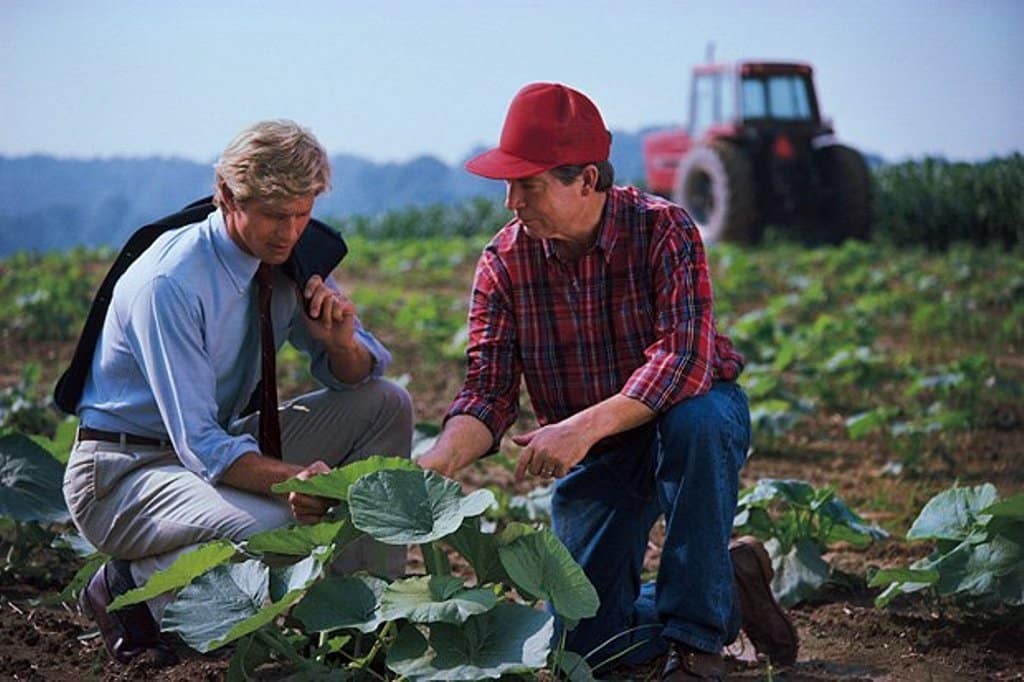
left=77, top=427, right=169, bottom=447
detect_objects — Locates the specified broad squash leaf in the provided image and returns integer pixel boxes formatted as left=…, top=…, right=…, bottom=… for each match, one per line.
left=386, top=603, right=552, bottom=680
left=0, top=433, right=69, bottom=523
left=293, top=573, right=387, bottom=634
left=109, top=540, right=237, bottom=611
left=498, top=526, right=598, bottom=623
left=380, top=575, right=496, bottom=624
left=348, top=469, right=494, bottom=545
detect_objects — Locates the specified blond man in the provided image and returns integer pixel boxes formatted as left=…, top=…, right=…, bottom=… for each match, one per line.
left=64, top=120, right=412, bottom=664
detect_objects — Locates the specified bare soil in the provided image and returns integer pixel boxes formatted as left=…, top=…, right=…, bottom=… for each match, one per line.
left=2, top=263, right=1022, bottom=681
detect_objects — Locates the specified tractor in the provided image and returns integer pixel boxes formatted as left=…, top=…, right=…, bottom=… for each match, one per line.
left=643, top=61, right=871, bottom=244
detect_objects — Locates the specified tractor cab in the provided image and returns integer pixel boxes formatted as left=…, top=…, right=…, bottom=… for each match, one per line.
left=643, top=60, right=869, bottom=244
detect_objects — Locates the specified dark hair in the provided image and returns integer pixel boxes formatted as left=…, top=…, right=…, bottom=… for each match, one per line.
left=550, top=160, right=615, bottom=192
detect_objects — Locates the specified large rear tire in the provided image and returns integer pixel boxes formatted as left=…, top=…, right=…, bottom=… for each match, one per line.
left=813, top=144, right=871, bottom=243
left=673, top=141, right=759, bottom=244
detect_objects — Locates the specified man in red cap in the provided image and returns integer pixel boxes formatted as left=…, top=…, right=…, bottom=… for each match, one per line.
left=418, top=83, right=797, bottom=679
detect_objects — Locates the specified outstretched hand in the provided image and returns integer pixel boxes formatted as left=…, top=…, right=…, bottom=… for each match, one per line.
left=512, top=421, right=593, bottom=483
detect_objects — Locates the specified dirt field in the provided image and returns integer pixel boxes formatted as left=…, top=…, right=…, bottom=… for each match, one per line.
left=2, top=428, right=1021, bottom=681
left=2, top=243, right=1022, bottom=681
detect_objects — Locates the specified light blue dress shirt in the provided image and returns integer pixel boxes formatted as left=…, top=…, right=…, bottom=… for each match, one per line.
left=78, top=209, right=390, bottom=483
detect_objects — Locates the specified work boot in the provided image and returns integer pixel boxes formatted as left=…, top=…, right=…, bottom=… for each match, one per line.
left=730, top=536, right=799, bottom=666
left=662, top=642, right=726, bottom=681
left=79, top=559, right=179, bottom=666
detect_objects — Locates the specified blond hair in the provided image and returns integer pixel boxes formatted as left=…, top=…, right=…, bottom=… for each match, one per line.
left=213, top=120, right=331, bottom=206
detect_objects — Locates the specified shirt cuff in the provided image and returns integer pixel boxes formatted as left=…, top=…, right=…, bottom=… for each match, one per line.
left=185, top=432, right=258, bottom=484
left=444, top=395, right=513, bottom=454
left=312, top=328, right=392, bottom=390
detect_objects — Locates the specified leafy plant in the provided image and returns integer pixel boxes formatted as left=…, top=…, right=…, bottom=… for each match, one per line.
left=734, top=479, right=888, bottom=606
left=870, top=483, right=1023, bottom=610
left=107, top=457, right=602, bottom=680
left=0, top=433, right=90, bottom=589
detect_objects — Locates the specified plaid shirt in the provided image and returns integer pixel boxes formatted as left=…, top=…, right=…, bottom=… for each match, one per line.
left=446, top=186, right=744, bottom=446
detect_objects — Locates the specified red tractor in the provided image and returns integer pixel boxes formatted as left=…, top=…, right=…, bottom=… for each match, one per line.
left=643, top=61, right=871, bottom=244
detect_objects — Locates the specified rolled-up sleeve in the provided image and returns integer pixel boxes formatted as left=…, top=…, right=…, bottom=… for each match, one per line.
left=620, top=210, right=716, bottom=412
left=125, top=276, right=255, bottom=483
left=445, top=251, right=521, bottom=451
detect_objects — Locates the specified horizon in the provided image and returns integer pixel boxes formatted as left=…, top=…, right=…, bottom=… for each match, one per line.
left=3, top=0, right=1022, bottom=166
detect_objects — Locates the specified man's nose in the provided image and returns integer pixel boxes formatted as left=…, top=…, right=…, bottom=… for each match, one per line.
left=283, top=216, right=306, bottom=240
left=505, top=185, right=524, bottom=211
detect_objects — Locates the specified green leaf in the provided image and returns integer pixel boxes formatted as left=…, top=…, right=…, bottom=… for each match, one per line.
left=51, top=530, right=99, bottom=557
left=380, top=575, right=497, bottom=624
left=498, top=527, right=599, bottom=623
left=422, top=541, right=451, bottom=576
left=845, top=408, right=891, bottom=439
left=739, top=478, right=815, bottom=509
left=908, top=484, right=999, bottom=541
left=386, top=603, right=552, bottom=680
left=245, top=519, right=347, bottom=556
left=226, top=633, right=272, bottom=682
left=818, top=498, right=889, bottom=546
left=29, top=417, right=78, bottom=465
left=980, top=494, right=1024, bottom=520
left=162, top=560, right=305, bottom=652
left=930, top=534, right=1024, bottom=604
left=269, top=555, right=324, bottom=602
left=868, top=567, right=940, bottom=588
left=271, top=455, right=418, bottom=499
left=766, top=537, right=831, bottom=607
left=873, top=579, right=934, bottom=608
left=733, top=506, right=775, bottom=540
left=445, top=517, right=509, bottom=585
left=555, top=650, right=597, bottom=682
left=348, top=469, right=495, bottom=545
left=292, top=573, right=388, bottom=634
left=0, top=433, right=69, bottom=523
left=109, top=540, right=237, bottom=611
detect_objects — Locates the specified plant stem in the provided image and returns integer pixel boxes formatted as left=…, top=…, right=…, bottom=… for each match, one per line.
left=349, top=622, right=392, bottom=681
left=315, top=630, right=329, bottom=664
left=257, top=629, right=312, bottom=671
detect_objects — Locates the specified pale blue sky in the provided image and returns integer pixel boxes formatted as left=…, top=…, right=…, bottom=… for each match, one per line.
left=2, top=0, right=1021, bottom=165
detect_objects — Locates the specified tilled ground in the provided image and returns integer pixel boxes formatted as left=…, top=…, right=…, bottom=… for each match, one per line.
left=3, top=572, right=1022, bottom=681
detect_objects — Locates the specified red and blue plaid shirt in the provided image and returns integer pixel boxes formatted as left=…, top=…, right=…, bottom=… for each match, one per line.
left=446, top=186, right=744, bottom=445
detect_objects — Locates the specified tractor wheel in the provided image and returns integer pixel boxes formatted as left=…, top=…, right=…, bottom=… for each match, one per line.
left=672, top=141, right=759, bottom=244
left=813, top=144, right=871, bottom=243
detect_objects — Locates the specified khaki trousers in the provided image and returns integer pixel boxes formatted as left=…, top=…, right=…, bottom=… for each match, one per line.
left=63, top=380, right=414, bottom=618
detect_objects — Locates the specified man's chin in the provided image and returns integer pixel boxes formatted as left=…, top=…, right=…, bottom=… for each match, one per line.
left=262, top=248, right=293, bottom=265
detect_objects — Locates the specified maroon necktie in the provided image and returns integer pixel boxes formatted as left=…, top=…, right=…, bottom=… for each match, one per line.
left=256, top=263, right=282, bottom=459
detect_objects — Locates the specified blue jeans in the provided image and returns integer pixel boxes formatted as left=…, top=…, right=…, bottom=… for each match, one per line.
left=551, top=382, right=751, bottom=666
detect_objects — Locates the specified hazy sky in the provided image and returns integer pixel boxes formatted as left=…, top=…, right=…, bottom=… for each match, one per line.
left=2, top=0, right=1021, bottom=165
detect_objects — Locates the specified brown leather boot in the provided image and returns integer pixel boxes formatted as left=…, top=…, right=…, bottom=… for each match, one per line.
left=662, top=643, right=726, bottom=681
left=730, top=536, right=799, bottom=666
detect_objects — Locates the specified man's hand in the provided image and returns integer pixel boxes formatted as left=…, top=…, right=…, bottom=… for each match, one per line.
left=417, top=447, right=455, bottom=478
left=288, top=460, right=333, bottom=524
left=512, top=420, right=596, bottom=482
left=299, top=275, right=358, bottom=350
left=415, top=415, right=493, bottom=480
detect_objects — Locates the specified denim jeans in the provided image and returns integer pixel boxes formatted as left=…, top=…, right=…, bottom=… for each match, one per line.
left=552, top=381, right=751, bottom=665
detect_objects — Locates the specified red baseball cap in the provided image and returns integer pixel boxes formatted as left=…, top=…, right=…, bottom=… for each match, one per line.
left=465, top=82, right=611, bottom=179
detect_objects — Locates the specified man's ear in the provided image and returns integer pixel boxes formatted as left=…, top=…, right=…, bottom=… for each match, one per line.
left=217, top=179, right=237, bottom=211
left=581, top=164, right=600, bottom=194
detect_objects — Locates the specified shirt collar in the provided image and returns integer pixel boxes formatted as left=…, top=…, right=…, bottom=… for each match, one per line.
left=540, top=190, right=619, bottom=264
left=210, top=209, right=261, bottom=292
